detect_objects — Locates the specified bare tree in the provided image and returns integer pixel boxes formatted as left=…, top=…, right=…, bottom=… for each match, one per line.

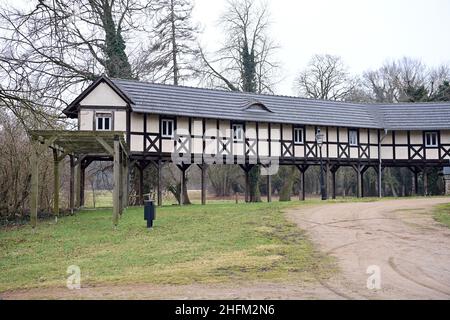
left=0, top=0, right=153, bottom=126
left=198, top=0, right=279, bottom=94
left=150, top=0, right=199, bottom=85
left=295, top=54, right=356, bottom=100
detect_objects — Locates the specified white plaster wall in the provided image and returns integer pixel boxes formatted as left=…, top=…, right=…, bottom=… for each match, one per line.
left=131, top=113, right=144, bottom=132
left=328, top=145, right=337, bottom=158
left=258, top=123, right=269, bottom=139
left=282, top=124, right=292, bottom=140
left=246, top=122, right=257, bottom=139
left=370, top=146, right=379, bottom=159
left=79, top=110, right=93, bottom=130
left=359, top=129, right=368, bottom=144
left=350, top=147, right=358, bottom=159
left=441, top=130, right=450, bottom=144
left=294, top=145, right=305, bottom=157
left=80, top=82, right=127, bottom=107
left=409, top=131, right=422, bottom=144
left=395, top=147, right=408, bottom=159
left=114, top=110, right=127, bottom=131
left=147, top=115, right=159, bottom=133
left=130, top=134, right=143, bottom=152
left=328, top=127, right=337, bottom=142
left=193, top=119, right=203, bottom=136
left=381, top=146, right=393, bottom=159
left=426, top=148, right=439, bottom=159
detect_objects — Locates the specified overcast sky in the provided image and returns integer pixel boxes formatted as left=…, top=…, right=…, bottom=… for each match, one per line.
left=193, top=0, right=450, bottom=96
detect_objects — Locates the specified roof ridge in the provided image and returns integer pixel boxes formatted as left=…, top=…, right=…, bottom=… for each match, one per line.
left=111, top=77, right=367, bottom=107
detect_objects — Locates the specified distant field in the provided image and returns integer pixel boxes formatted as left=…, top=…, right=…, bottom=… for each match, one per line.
left=0, top=201, right=336, bottom=293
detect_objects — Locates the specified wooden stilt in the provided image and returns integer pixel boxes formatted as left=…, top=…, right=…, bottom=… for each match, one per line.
left=326, top=162, right=331, bottom=200
left=245, top=170, right=250, bottom=202
left=113, top=137, right=120, bottom=226
left=331, top=166, right=338, bottom=200
left=52, top=149, right=60, bottom=220
left=122, top=156, right=128, bottom=209
left=118, top=153, right=123, bottom=216
left=360, top=170, right=364, bottom=198
left=295, top=165, right=308, bottom=201
left=200, top=164, right=207, bottom=205
left=378, top=163, right=382, bottom=198
left=157, top=160, right=162, bottom=206
left=80, top=164, right=85, bottom=207
left=180, top=168, right=185, bottom=205
left=30, top=142, right=39, bottom=228
left=74, top=160, right=81, bottom=208
left=69, top=155, right=75, bottom=214
left=138, top=163, right=144, bottom=206
left=267, top=173, right=272, bottom=203
left=423, top=168, right=428, bottom=196
left=413, top=170, right=419, bottom=195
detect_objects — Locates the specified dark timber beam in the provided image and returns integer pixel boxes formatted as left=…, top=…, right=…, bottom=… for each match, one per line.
left=197, top=163, right=208, bottom=205
left=295, top=165, right=309, bottom=201
left=177, top=164, right=191, bottom=205
left=52, top=149, right=60, bottom=221
left=69, top=155, right=75, bottom=215
left=330, top=165, right=339, bottom=200
left=239, top=164, right=254, bottom=203
left=113, top=136, right=120, bottom=226
left=30, top=141, right=39, bottom=228
left=157, top=160, right=163, bottom=206
left=423, top=167, right=428, bottom=196
left=267, top=174, right=272, bottom=203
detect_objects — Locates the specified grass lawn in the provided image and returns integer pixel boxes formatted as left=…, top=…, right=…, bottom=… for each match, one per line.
left=433, top=203, right=450, bottom=228
left=0, top=200, right=339, bottom=293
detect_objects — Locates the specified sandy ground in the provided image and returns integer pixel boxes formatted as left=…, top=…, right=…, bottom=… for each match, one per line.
left=2, top=197, right=450, bottom=300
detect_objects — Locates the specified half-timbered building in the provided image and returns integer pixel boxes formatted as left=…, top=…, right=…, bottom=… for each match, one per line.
left=29, top=75, right=450, bottom=226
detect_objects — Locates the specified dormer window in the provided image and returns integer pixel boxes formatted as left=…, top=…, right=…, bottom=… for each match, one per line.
left=96, top=112, right=112, bottom=131
left=242, top=100, right=273, bottom=113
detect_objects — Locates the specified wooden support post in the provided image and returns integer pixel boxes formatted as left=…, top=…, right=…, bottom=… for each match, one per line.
left=52, top=149, right=60, bottom=220
left=69, top=155, right=75, bottom=215
left=80, top=165, right=85, bottom=207
left=354, top=164, right=362, bottom=198
left=118, top=153, right=123, bottom=216
left=157, top=160, right=162, bottom=206
left=30, top=142, right=39, bottom=228
left=122, top=156, right=128, bottom=209
left=331, top=166, right=337, bottom=200
left=378, top=163, right=382, bottom=198
left=326, top=162, right=331, bottom=200
left=267, top=173, right=272, bottom=203
left=245, top=170, right=250, bottom=203
left=180, top=168, right=185, bottom=205
left=413, top=170, right=419, bottom=196
left=74, top=160, right=81, bottom=208
left=113, top=137, right=120, bottom=226
left=137, top=163, right=144, bottom=206
left=200, top=164, right=207, bottom=205
left=296, top=165, right=308, bottom=201
left=360, top=170, right=364, bottom=198
left=423, top=168, right=428, bottom=196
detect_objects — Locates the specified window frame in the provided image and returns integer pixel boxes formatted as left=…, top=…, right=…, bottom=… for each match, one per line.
left=161, top=118, right=174, bottom=138
left=424, top=131, right=438, bottom=147
left=348, top=129, right=358, bottom=146
left=293, top=127, right=304, bottom=145
left=232, top=123, right=244, bottom=142
left=95, top=112, right=113, bottom=131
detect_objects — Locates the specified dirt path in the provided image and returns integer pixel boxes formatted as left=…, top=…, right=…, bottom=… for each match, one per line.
left=2, top=198, right=450, bottom=300
left=285, top=197, right=450, bottom=299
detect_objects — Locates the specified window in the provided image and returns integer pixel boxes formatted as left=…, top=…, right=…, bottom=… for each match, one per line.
left=232, top=124, right=244, bottom=141
left=96, top=112, right=112, bottom=131
left=425, top=132, right=438, bottom=147
left=294, top=127, right=304, bottom=144
left=349, top=129, right=358, bottom=146
left=161, top=119, right=174, bottom=138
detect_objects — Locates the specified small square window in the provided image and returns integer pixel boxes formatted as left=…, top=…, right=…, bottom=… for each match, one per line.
left=294, top=128, right=304, bottom=144
left=232, top=124, right=244, bottom=141
left=349, top=130, right=358, bottom=146
left=425, top=132, right=438, bottom=147
left=161, top=119, right=174, bottom=138
left=96, top=113, right=112, bottom=131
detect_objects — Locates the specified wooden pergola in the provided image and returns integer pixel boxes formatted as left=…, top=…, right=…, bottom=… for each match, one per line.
left=29, top=131, right=129, bottom=227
